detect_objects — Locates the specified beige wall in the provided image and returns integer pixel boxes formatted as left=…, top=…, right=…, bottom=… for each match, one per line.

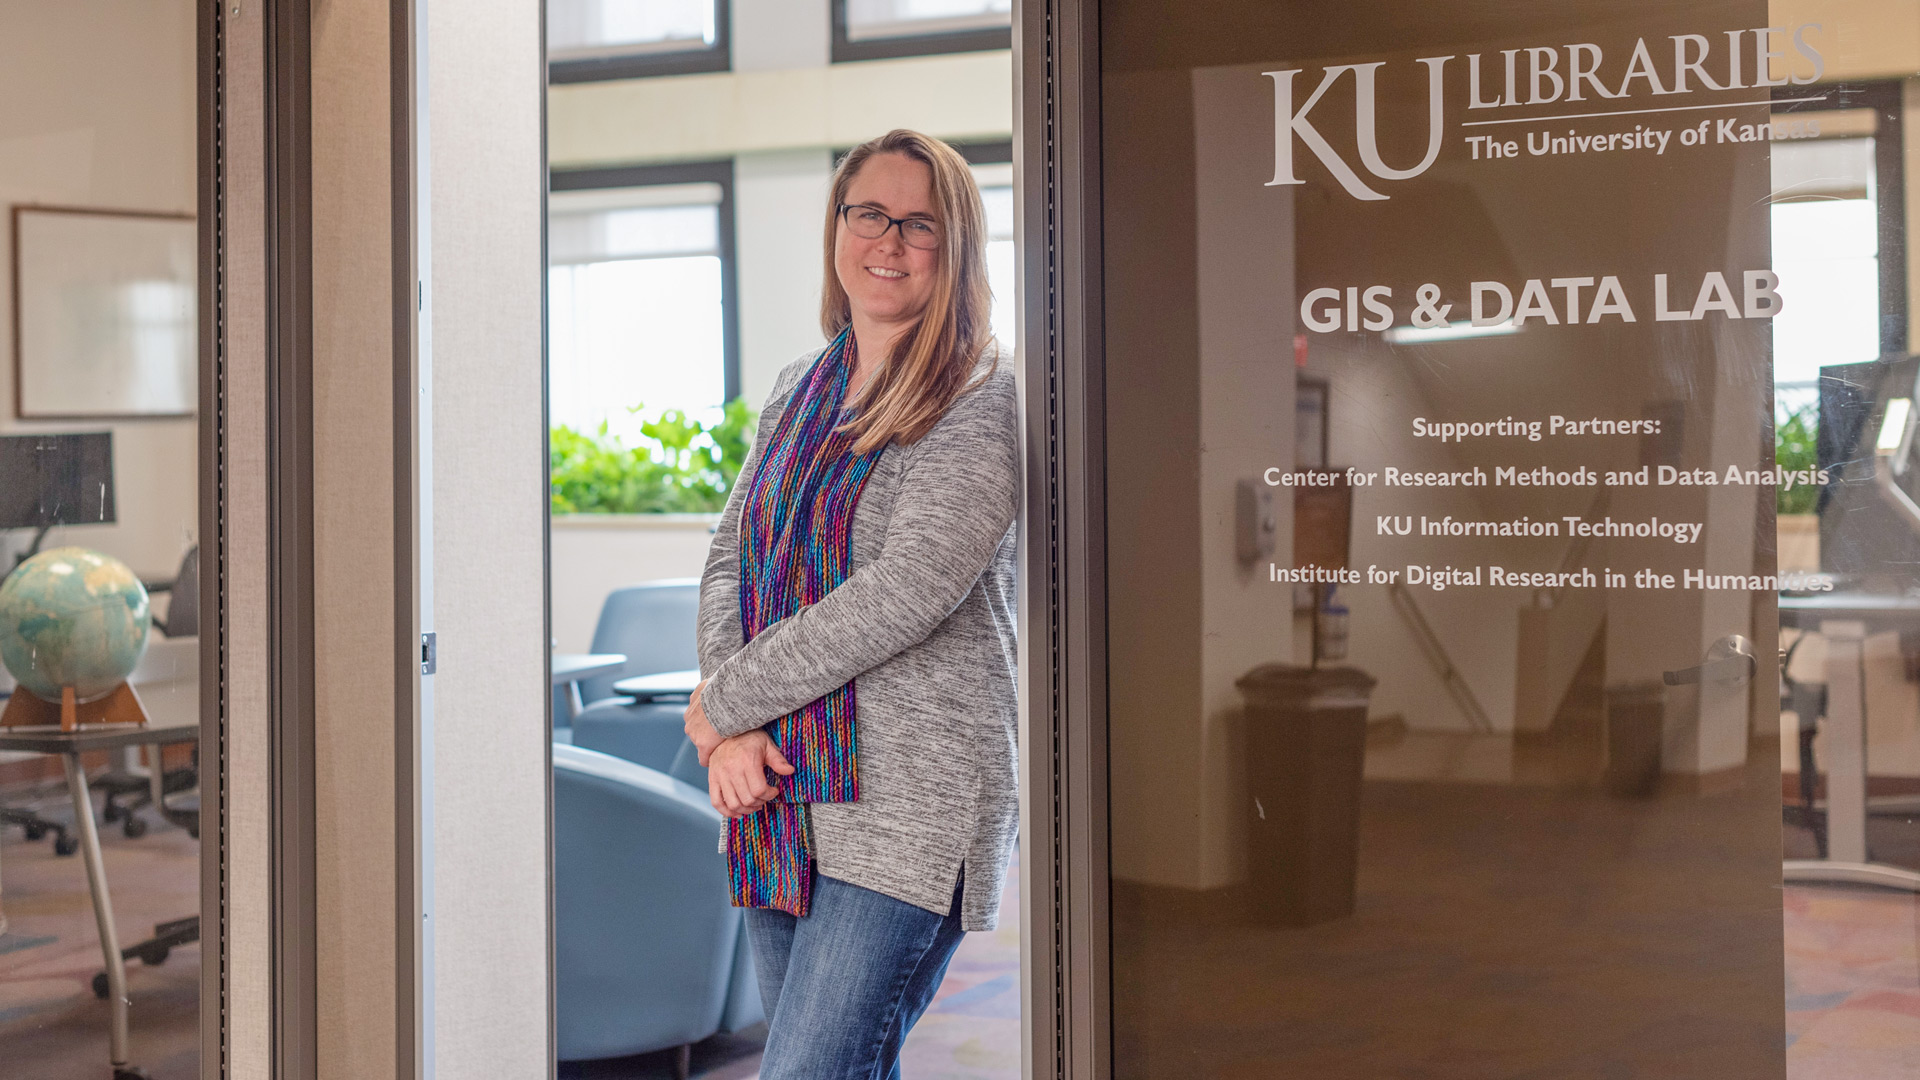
left=0, top=0, right=197, bottom=580
left=548, top=49, right=1014, bottom=169
left=736, top=148, right=835, bottom=404
left=549, top=516, right=713, bottom=653
left=1910, top=79, right=1920, bottom=355
left=311, top=0, right=402, bottom=1075
left=1773, top=0, right=1920, bottom=80
left=426, top=0, right=550, bottom=1075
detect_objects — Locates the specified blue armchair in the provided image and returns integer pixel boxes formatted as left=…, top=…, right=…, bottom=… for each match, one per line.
left=554, top=744, right=763, bottom=1071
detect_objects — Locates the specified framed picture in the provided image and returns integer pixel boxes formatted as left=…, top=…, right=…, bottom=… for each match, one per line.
left=12, top=205, right=196, bottom=420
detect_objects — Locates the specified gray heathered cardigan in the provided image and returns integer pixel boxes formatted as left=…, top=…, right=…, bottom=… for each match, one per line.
left=696, top=345, right=1020, bottom=931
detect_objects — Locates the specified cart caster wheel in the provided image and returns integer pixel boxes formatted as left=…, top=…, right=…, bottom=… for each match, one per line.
left=23, top=823, right=45, bottom=840
left=92, top=972, right=109, bottom=999
left=113, top=1067, right=153, bottom=1080
left=54, top=834, right=78, bottom=856
left=188, top=824, right=199, bottom=840
left=122, top=816, right=147, bottom=839
left=102, top=803, right=121, bottom=824
left=138, top=946, right=170, bottom=967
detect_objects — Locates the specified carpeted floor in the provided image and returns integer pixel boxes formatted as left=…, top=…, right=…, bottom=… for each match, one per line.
left=895, top=859, right=1023, bottom=1080
left=1784, top=884, right=1920, bottom=1078
left=0, top=785, right=200, bottom=1080
left=1783, top=814, right=1920, bottom=1078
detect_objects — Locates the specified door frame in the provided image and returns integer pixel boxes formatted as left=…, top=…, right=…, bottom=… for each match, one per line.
left=1016, top=2, right=1110, bottom=1078
left=213, top=1, right=1092, bottom=1075
left=206, top=0, right=427, bottom=1074
left=198, top=0, right=232, bottom=1070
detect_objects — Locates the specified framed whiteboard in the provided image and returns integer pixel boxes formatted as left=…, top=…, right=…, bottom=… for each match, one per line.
left=12, top=206, right=196, bottom=419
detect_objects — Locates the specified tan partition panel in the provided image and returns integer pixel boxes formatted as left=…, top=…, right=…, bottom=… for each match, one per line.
left=218, top=0, right=273, bottom=1073
left=310, top=0, right=407, bottom=1076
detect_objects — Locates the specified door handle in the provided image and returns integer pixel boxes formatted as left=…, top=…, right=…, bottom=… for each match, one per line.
left=1663, top=634, right=1756, bottom=687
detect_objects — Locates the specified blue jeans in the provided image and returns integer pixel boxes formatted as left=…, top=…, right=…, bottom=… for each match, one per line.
left=745, top=868, right=967, bottom=1080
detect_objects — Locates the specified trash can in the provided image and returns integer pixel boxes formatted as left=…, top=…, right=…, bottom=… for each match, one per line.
left=1604, top=680, right=1665, bottom=798
left=1237, top=663, right=1377, bottom=926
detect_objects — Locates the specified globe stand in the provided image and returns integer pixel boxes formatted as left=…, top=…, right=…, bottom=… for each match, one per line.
left=0, top=682, right=149, bottom=732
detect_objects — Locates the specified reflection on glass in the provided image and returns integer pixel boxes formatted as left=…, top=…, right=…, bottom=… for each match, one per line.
left=0, top=3, right=201, bottom=1076
left=1773, top=79, right=1920, bottom=1080
left=1098, top=2, right=1919, bottom=1076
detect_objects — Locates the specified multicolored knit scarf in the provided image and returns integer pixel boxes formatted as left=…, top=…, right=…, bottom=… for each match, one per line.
left=728, top=330, right=883, bottom=916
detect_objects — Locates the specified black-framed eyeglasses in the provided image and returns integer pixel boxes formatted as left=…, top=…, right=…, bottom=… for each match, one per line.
left=838, top=203, right=942, bottom=249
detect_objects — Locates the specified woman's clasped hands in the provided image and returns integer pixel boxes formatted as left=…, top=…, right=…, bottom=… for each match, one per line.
left=687, top=678, right=796, bottom=819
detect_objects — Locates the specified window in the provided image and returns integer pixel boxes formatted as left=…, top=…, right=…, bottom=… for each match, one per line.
left=953, top=143, right=1016, bottom=349
left=548, top=0, right=729, bottom=83
left=832, top=0, right=1011, bottom=63
left=973, top=161, right=1016, bottom=348
left=1769, top=86, right=1910, bottom=421
left=1771, top=134, right=1880, bottom=391
left=549, top=165, right=738, bottom=442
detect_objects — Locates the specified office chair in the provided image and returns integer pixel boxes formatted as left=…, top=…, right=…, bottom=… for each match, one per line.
left=666, top=738, right=708, bottom=791
left=566, top=580, right=702, bottom=765
left=0, top=786, right=77, bottom=855
left=99, top=545, right=201, bottom=836
left=578, top=580, right=702, bottom=706
left=93, top=777, right=200, bottom=999
left=147, top=545, right=198, bottom=637
left=554, top=744, right=761, bottom=1075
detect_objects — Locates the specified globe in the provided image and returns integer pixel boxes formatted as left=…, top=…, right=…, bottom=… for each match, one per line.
left=0, top=547, right=151, bottom=704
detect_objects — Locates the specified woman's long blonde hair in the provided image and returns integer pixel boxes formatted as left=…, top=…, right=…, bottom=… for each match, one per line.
left=822, top=129, right=995, bottom=455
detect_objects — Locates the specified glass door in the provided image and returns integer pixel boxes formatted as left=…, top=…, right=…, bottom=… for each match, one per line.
left=1081, top=1, right=1920, bottom=1075
left=0, top=5, right=207, bottom=1077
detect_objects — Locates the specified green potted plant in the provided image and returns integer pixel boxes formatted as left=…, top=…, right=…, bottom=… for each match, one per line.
left=550, top=399, right=755, bottom=515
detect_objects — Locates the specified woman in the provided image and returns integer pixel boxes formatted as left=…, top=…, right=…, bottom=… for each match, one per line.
left=683, top=128, right=1019, bottom=1079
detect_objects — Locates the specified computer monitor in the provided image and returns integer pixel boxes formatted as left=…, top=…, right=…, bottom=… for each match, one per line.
left=0, top=432, right=116, bottom=535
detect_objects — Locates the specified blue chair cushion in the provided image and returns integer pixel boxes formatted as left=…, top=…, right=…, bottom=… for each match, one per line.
left=667, top=738, right=708, bottom=791
left=571, top=699, right=687, bottom=773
